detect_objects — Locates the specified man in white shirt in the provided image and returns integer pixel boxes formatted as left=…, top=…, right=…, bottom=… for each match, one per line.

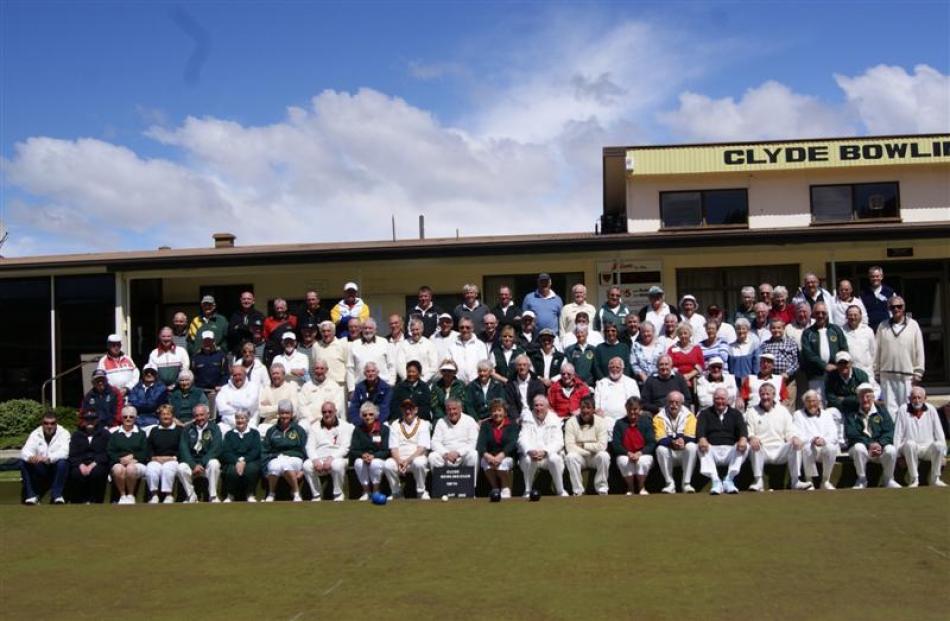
left=428, top=399, right=479, bottom=471
left=695, top=357, right=737, bottom=409
left=894, top=386, right=947, bottom=487
left=875, top=296, right=925, bottom=414
left=792, top=389, right=840, bottom=490
left=594, top=357, right=640, bottom=434
left=679, top=295, right=706, bottom=342
left=258, top=363, right=300, bottom=429
left=216, top=364, right=261, bottom=431
left=271, top=332, right=310, bottom=387
left=745, top=384, right=811, bottom=491
left=298, top=359, right=346, bottom=425
left=384, top=400, right=432, bottom=499
left=449, top=318, right=488, bottom=384
left=830, top=280, right=867, bottom=327
left=518, top=395, right=568, bottom=497
left=396, top=318, right=439, bottom=382
left=843, top=305, right=876, bottom=380
left=312, top=320, right=348, bottom=388
left=564, top=396, right=611, bottom=496
left=20, top=413, right=70, bottom=504
left=346, top=318, right=396, bottom=391
left=302, top=402, right=353, bottom=501
left=431, top=313, right=460, bottom=364
left=560, top=284, right=597, bottom=338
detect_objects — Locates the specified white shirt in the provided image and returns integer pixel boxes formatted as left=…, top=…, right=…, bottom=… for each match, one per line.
left=894, top=403, right=946, bottom=447
left=297, top=380, right=346, bottom=426
left=560, top=302, right=597, bottom=336
left=449, top=337, right=489, bottom=384
left=396, top=336, right=439, bottom=382
left=644, top=302, right=674, bottom=335
left=594, top=375, right=641, bottom=421
left=745, top=403, right=797, bottom=450
left=716, top=322, right=737, bottom=345
left=312, top=338, right=349, bottom=387
left=258, top=381, right=300, bottom=424
left=431, top=415, right=480, bottom=455
left=346, top=337, right=396, bottom=391
left=21, top=425, right=71, bottom=462
left=97, top=354, right=140, bottom=392
left=561, top=328, right=604, bottom=350
left=305, top=419, right=354, bottom=460
left=829, top=295, right=868, bottom=327
left=683, top=313, right=706, bottom=343
left=793, top=407, right=839, bottom=447
left=216, top=379, right=261, bottom=428
left=388, top=417, right=432, bottom=460
left=271, top=349, right=311, bottom=386
left=696, top=373, right=738, bottom=408
left=843, top=324, right=876, bottom=376
left=517, top=412, right=565, bottom=454
left=431, top=330, right=460, bottom=365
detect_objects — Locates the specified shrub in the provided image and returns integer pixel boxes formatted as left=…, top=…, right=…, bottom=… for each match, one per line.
left=0, top=399, right=46, bottom=437
left=51, top=406, right=79, bottom=431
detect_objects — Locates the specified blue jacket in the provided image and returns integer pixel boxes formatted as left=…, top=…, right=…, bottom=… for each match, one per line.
left=521, top=292, right=563, bottom=333
left=861, top=284, right=896, bottom=330
left=126, top=381, right=168, bottom=418
left=347, top=379, right=394, bottom=426
left=192, top=349, right=229, bottom=389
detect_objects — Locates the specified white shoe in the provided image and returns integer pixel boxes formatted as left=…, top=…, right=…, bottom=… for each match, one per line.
left=559, top=490, right=570, bottom=497
left=932, top=479, right=948, bottom=488
left=419, top=491, right=431, bottom=500
left=638, top=489, right=649, bottom=496
left=333, top=493, right=345, bottom=502
left=311, top=495, right=322, bottom=502
left=53, top=497, right=66, bottom=504
left=116, top=495, right=128, bottom=505
left=186, top=493, right=198, bottom=504
left=246, top=495, right=257, bottom=503
left=748, top=479, right=764, bottom=492
left=683, top=484, right=696, bottom=494
left=885, top=479, right=902, bottom=489
left=210, top=496, right=220, bottom=503
left=264, top=494, right=275, bottom=502
left=126, top=496, right=137, bottom=505
left=163, top=495, right=175, bottom=504
left=500, top=487, right=511, bottom=499
left=794, top=481, right=814, bottom=491
left=625, top=491, right=633, bottom=496
left=661, top=483, right=676, bottom=494
left=292, top=493, right=303, bottom=502
left=908, top=478, right=919, bottom=488
left=522, top=491, right=531, bottom=499
left=24, top=496, right=38, bottom=505
left=223, top=496, right=233, bottom=503
left=821, top=481, right=836, bottom=490
left=359, top=493, right=369, bottom=501
left=853, top=478, right=867, bottom=490
left=148, top=495, right=160, bottom=504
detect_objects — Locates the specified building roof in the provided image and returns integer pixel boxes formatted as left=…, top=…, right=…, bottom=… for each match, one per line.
left=2, top=222, right=948, bottom=273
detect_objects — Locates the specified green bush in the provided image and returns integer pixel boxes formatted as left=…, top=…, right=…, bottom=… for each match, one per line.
left=0, top=399, right=46, bottom=437
left=51, top=406, right=79, bottom=431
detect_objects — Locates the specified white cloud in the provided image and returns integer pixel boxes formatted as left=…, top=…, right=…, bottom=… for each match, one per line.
left=835, top=64, right=950, bottom=134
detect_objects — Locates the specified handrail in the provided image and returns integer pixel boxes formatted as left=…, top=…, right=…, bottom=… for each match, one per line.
left=41, top=356, right=103, bottom=410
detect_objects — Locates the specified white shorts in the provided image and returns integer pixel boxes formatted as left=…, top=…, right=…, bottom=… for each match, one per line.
left=267, top=455, right=304, bottom=476
left=480, top=456, right=513, bottom=471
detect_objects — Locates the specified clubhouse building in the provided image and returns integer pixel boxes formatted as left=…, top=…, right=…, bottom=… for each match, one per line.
left=1, top=133, right=948, bottom=406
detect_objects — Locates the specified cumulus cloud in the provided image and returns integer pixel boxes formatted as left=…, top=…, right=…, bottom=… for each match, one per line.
left=835, top=64, right=950, bottom=134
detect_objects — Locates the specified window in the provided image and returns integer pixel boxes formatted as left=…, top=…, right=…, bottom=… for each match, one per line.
left=660, top=189, right=748, bottom=229
left=676, top=264, right=799, bottom=320
left=811, top=182, right=899, bottom=223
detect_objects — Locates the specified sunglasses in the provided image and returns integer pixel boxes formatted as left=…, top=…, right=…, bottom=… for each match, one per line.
left=122, top=415, right=136, bottom=419
left=889, top=305, right=904, bottom=310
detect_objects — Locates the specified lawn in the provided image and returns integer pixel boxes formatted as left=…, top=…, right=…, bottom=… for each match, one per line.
left=1, top=489, right=948, bottom=620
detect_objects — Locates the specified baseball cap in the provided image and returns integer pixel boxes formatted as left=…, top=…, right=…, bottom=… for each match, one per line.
left=856, top=382, right=875, bottom=394
left=835, top=351, right=852, bottom=363
left=707, top=356, right=724, bottom=367
left=142, top=367, right=158, bottom=377
left=82, top=410, right=99, bottom=420
left=437, top=313, right=453, bottom=322
left=200, top=295, right=216, bottom=305
left=522, top=310, right=536, bottom=319
left=538, top=273, right=551, bottom=281
left=282, top=331, right=297, bottom=341
left=92, top=369, right=107, bottom=379
left=760, top=353, right=776, bottom=362
left=107, top=334, right=122, bottom=343
left=680, top=294, right=697, bottom=304
left=538, top=328, right=555, bottom=339
left=201, top=330, right=215, bottom=340
left=648, top=286, right=664, bottom=296
left=343, top=282, right=359, bottom=292
left=439, top=360, right=458, bottom=371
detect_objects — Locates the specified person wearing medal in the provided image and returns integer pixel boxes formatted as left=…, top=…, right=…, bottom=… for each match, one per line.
left=261, top=400, right=308, bottom=502
left=348, top=402, right=391, bottom=500
left=384, top=399, right=432, bottom=499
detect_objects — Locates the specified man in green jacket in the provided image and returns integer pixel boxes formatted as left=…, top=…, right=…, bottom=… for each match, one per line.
left=825, top=352, right=870, bottom=414
left=845, top=383, right=899, bottom=489
left=801, top=302, right=848, bottom=395
left=187, top=295, right=229, bottom=356
left=430, top=361, right=470, bottom=421
left=262, top=400, right=308, bottom=502
left=177, top=404, right=223, bottom=502
left=169, top=370, right=209, bottom=426
left=220, top=410, right=262, bottom=502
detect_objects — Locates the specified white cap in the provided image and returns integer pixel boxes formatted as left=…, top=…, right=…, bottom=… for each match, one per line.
left=835, top=351, right=852, bottom=363
left=437, top=313, right=453, bottom=321
left=107, top=334, right=122, bottom=343
left=707, top=356, right=724, bottom=366
left=439, top=360, right=458, bottom=371
left=343, top=282, right=359, bottom=292
left=856, top=382, right=875, bottom=394
left=522, top=310, right=536, bottom=319
left=201, top=330, right=215, bottom=340
left=680, top=294, right=697, bottom=304
left=282, top=331, right=297, bottom=341
left=760, top=353, right=775, bottom=361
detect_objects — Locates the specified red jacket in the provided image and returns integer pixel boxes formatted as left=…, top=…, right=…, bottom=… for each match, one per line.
left=263, top=315, right=298, bottom=341
left=547, top=379, right=591, bottom=418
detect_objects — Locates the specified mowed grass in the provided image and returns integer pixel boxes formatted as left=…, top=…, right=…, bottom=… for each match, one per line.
left=2, top=489, right=949, bottom=621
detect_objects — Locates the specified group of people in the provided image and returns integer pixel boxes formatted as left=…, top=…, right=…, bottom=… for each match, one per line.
left=19, top=267, right=945, bottom=504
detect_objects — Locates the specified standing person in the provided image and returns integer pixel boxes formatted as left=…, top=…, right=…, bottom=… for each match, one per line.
left=258, top=364, right=300, bottom=430
left=220, top=410, right=262, bottom=502
left=170, top=312, right=190, bottom=349
left=530, top=329, right=564, bottom=387
left=678, top=295, right=705, bottom=341
left=593, top=323, right=630, bottom=382
left=296, top=290, right=330, bottom=328
left=347, top=362, right=393, bottom=426
left=652, top=392, right=698, bottom=494
left=733, top=286, right=757, bottom=324
left=477, top=313, right=501, bottom=349
left=594, top=287, right=631, bottom=336
left=271, top=332, right=311, bottom=387
left=793, top=390, right=840, bottom=490
left=187, top=295, right=228, bottom=356
left=861, top=265, right=898, bottom=331
left=491, top=285, right=522, bottom=329
left=477, top=399, right=520, bottom=498
left=449, top=318, right=488, bottom=384
left=346, top=319, right=396, bottom=391
left=800, top=302, right=848, bottom=399
left=758, top=283, right=774, bottom=308
left=147, top=327, right=190, bottom=390
left=19, top=413, right=70, bottom=505
left=97, top=334, right=139, bottom=395
left=638, top=286, right=679, bottom=335
left=894, top=387, right=947, bottom=487
left=564, top=324, right=597, bottom=385
left=695, top=357, right=737, bottom=409
left=177, top=403, right=223, bottom=503
left=751, top=303, right=772, bottom=343
left=696, top=389, right=749, bottom=495
left=757, top=319, right=800, bottom=406
left=594, top=357, right=640, bottom=433
left=466, top=360, right=507, bottom=421
left=830, top=280, right=867, bottom=327
left=767, top=287, right=795, bottom=326
left=298, top=360, right=347, bottom=426
left=504, top=355, right=546, bottom=421
left=429, top=360, right=469, bottom=423
left=698, top=321, right=730, bottom=370
left=522, top=273, right=563, bottom=334
left=406, top=286, right=442, bottom=337
left=564, top=396, right=611, bottom=496
left=235, top=340, right=269, bottom=392
left=612, top=396, right=657, bottom=496
left=263, top=298, right=297, bottom=345
left=630, top=322, right=664, bottom=386
left=562, top=312, right=603, bottom=349
left=108, top=407, right=149, bottom=503
left=389, top=360, right=432, bottom=422
left=728, top=318, right=760, bottom=389
left=453, top=284, right=488, bottom=328
left=560, top=284, right=597, bottom=338
left=641, top=355, right=693, bottom=414
left=312, top=321, right=348, bottom=388
left=331, top=283, right=370, bottom=338
left=792, top=273, right=833, bottom=309
left=191, top=331, right=230, bottom=405
left=228, top=290, right=266, bottom=354
left=262, top=401, right=308, bottom=502
left=842, top=305, right=876, bottom=381
left=67, top=411, right=111, bottom=504
left=518, top=396, right=568, bottom=498
left=875, top=296, right=925, bottom=414
left=431, top=314, right=460, bottom=365
left=397, top=319, right=439, bottom=382
left=490, top=325, right=526, bottom=383
left=846, top=384, right=899, bottom=489
left=216, top=365, right=261, bottom=431
left=302, top=402, right=353, bottom=502
left=667, top=323, right=704, bottom=388
left=738, top=354, right=789, bottom=410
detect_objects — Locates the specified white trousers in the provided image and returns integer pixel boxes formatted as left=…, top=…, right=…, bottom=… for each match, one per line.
left=899, top=441, right=947, bottom=484
left=699, top=444, right=747, bottom=482
left=113, top=462, right=147, bottom=478
left=616, top=454, right=654, bottom=478
left=566, top=451, right=610, bottom=494
left=384, top=456, right=429, bottom=493
left=750, top=442, right=801, bottom=480
left=428, top=449, right=478, bottom=469
left=879, top=374, right=911, bottom=418
left=655, top=444, right=697, bottom=485
left=266, top=455, right=303, bottom=477
left=480, top=456, right=513, bottom=471
left=519, top=453, right=566, bottom=494
left=177, top=459, right=221, bottom=498
left=354, top=458, right=384, bottom=487
left=146, top=460, right=178, bottom=493
left=849, top=443, right=897, bottom=483
left=302, top=457, right=348, bottom=497
left=802, top=442, right=838, bottom=479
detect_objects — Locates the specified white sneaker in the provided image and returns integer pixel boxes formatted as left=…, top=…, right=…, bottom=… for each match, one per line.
left=596, top=488, right=609, bottom=496
left=52, top=497, right=66, bottom=504
left=333, top=494, right=345, bottom=502
left=186, top=493, right=198, bottom=504
left=638, top=489, right=649, bottom=496
left=358, top=493, right=369, bottom=501
left=522, top=491, right=532, bottom=499
left=661, top=483, right=676, bottom=494
left=748, top=479, right=764, bottom=492
left=932, top=479, right=948, bottom=488
left=419, top=491, right=431, bottom=500
left=500, top=487, right=511, bottom=499
left=821, top=481, right=836, bottom=490
left=292, top=493, right=303, bottom=502
left=246, top=495, right=257, bottom=503
left=908, top=478, right=919, bottom=488
left=264, top=494, right=275, bottom=502
left=127, top=496, right=137, bottom=505
left=223, top=496, right=233, bottom=503
left=625, top=491, right=633, bottom=496
left=794, top=481, right=814, bottom=491
left=885, top=479, right=903, bottom=489
left=210, top=496, right=220, bottom=503
left=683, top=484, right=696, bottom=494
left=853, top=477, right=867, bottom=490
left=559, top=490, right=570, bottom=497
left=148, top=495, right=160, bottom=504
left=24, top=496, right=38, bottom=505
left=311, top=495, right=322, bottom=502
left=163, top=495, right=175, bottom=504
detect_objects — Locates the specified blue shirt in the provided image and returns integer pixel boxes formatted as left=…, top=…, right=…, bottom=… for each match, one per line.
left=521, top=291, right=563, bottom=333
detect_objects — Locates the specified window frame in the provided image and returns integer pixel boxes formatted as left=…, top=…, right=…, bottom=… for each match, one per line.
left=809, top=181, right=901, bottom=224
left=658, top=187, right=749, bottom=230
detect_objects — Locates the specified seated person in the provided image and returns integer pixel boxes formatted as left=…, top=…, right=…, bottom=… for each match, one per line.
left=298, top=359, right=347, bottom=426
left=303, top=402, right=353, bottom=501
left=792, top=390, right=840, bottom=490
left=894, top=387, right=947, bottom=488
left=146, top=404, right=183, bottom=503
left=466, top=360, right=507, bottom=421
left=745, top=384, right=810, bottom=492
left=846, top=383, right=899, bottom=489
left=220, top=410, right=262, bottom=502
left=546, top=363, right=591, bottom=419
left=258, top=363, right=300, bottom=430
left=216, top=364, right=261, bottom=432
left=20, top=411, right=70, bottom=505
left=429, top=398, right=480, bottom=471
left=697, top=388, right=749, bottom=495
left=652, top=391, right=698, bottom=494
left=477, top=399, right=520, bottom=499
left=563, top=323, right=598, bottom=385
left=641, top=355, right=692, bottom=414
left=430, top=360, right=469, bottom=422
left=564, top=396, right=611, bottom=496
left=347, top=362, right=393, bottom=426
left=384, top=400, right=432, bottom=499
left=348, top=402, right=391, bottom=500
left=108, top=406, right=149, bottom=504
left=530, top=329, right=564, bottom=387
left=262, top=400, right=308, bottom=502
left=82, top=369, right=124, bottom=429
left=518, top=395, right=568, bottom=497
left=695, top=357, right=737, bottom=409
left=168, top=370, right=209, bottom=426
left=67, top=411, right=111, bottom=504
left=612, top=396, right=656, bottom=496
left=504, top=355, right=546, bottom=421
left=177, top=403, right=223, bottom=503
left=594, top=357, right=640, bottom=434
left=490, top=325, right=525, bottom=382
left=738, top=353, right=788, bottom=410
left=125, top=366, right=167, bottom=428
left=389, top=360, right=432, bottom=422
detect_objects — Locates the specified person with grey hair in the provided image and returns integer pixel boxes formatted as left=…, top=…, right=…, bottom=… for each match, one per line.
left=792, top=390, right=839, bottom=490
left=727, top=318, right=760, bottom=388
left=563, top=322, right=597, bottom=385
left=349, top=402, right=390, bottom=500
left=733, top=286, right=758, bottom=324
left=504, top=354, right=546, bottom=420
left=262, top=400, right=308, bottom=502
left=346, top=317, right=396, bottom=391
left=312, top=320, right=348, bottom=388
left=751, top=302, right=771, bottom=343
left=845, top=383, right=899, bottom=489
left=168, top=369, right=209, bottom=426
left=429, top=398, right=479, bottom=471
left=784, top=302, right=813, bottom=347
left=298, top=359, right=346, bottom=426
left=108, top=406, right=149, bottom=504
left=221, top=410, right=262, bottom=502
left=466, top=359, right=507, bottom=421
left=449, top=317, right=489, bottom=384
left=303, top=401, right=353, bottom=501
left=396, top=318, right=439, bottom=382
left=830, top=280, right=867, bottom=327
left=215, top=364, right=260, bottom=432
left=875, top=295, right=925, bottom=415
left=258, top=363, right=300, bottom=430
left=560, top=283, right=597, bottom=337
left=594, top=356, right=640, bottom=433
left=792, top=273, right=833, bottom=310
left=177, top=403, right=223, bottom=502
left=894, top=386, right=947, bottom=487
left=768, top=286, right=795, bottom=325
left=453, top=283, right=488, bottom=328
left=745, top=384, right=810, bottom=491
left=518, top=395, right=568, bottom=497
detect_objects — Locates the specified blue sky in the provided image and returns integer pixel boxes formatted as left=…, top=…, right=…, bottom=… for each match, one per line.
left=1, top=1, right=948, bottom=256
